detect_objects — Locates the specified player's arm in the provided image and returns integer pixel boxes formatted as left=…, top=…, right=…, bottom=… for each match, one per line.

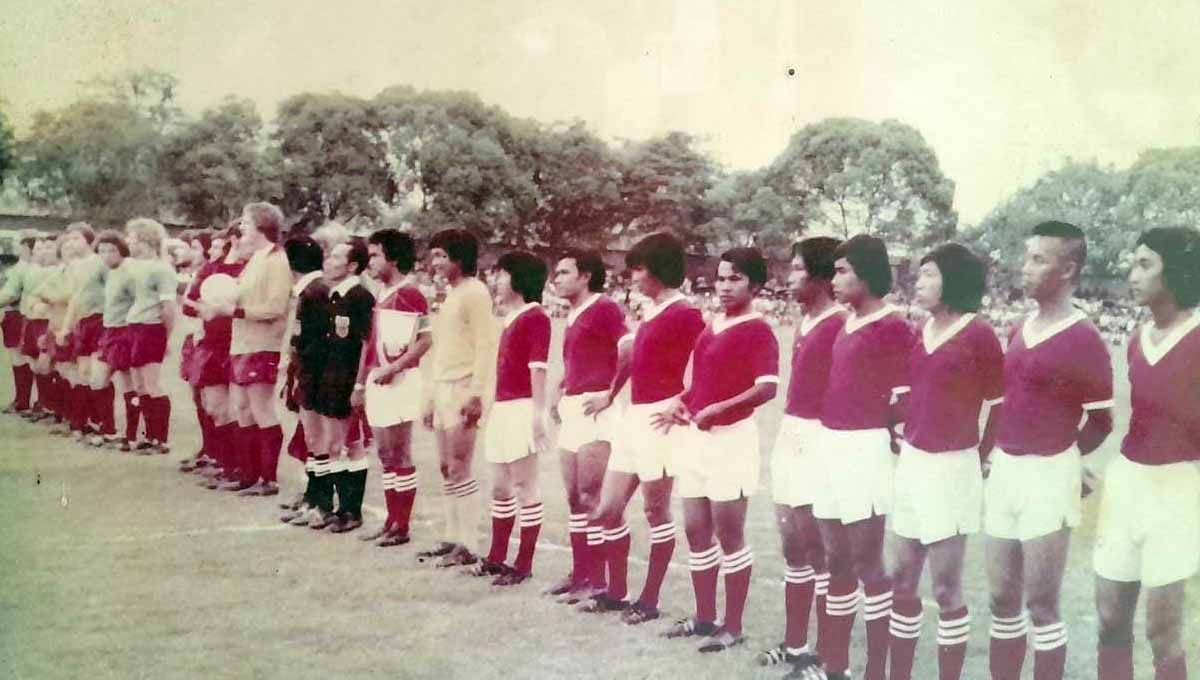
left=1077, top=408, right=1113, bottom=455
left=1077, top=328, right=1116, bottom=456
left=528, top=314, right=551, bottom=451
left=584, top=334, right=633, bottom=416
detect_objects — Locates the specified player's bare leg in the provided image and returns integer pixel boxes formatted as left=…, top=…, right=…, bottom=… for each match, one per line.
left=986, top=535, right=1028, bottom=680
left=695, top=496, right=752, bottom=653
left=550, top=447, right=583, bottom=594
left=891, top=534, right=969, bottom=680
left=1096, top=576, right=1140, bottom=680
left=760, top=503, right=825, bottom=669
left=630, top=475, right=675, bottom=620
left=669, top=497, right=720, bottom=638
left=816, top=517, right=857, bottom=679
left=492, top=454, right=541, bottom=586
left=241, top=382, right=282, bottom=496
left=429, top=423, right=480, bottom=567
left=1022, top=528, right=1072, bottom=680
left=87, top=358, right=118, bottom=447
left=846, top=513, right=891, bottom=680
left=366, top=422, right=417, bottom=545
left=583, top=470, right=637, bottom=608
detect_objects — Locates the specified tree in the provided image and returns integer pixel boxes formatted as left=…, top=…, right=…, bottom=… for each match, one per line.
left=0, top=104, right=15, bottom=188
left=161, top=97, right=274, bottom=227
left=521, top=121, right=625, bottom=248
left=701, top=170, right=806, bottom=256
left=763, top=118, right=957, bottom=245
left=616, top=132, right=721, bottom=252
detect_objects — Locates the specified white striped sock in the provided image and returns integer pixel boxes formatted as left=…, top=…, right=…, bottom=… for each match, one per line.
left=720, top=547, right=754, bottom=575
left=604, top=523, right=630, bottom=541
left=990, top=612, right=1028, bottom=640
left=688, top=545, right=722, bottom=572
left=890, top=608, right=924, bottom=639
left=518, top=503, right=544, bottom=527
left=491, top=497, right=518, bottom=519
left=938, top=611, right=971, bottom=646
left=586, top=525, right=604, bottom=546
left=814, top=572, right=830, bottom=597
left=648, top=522, right=676, bottom=545
left=346, top=457, right=369, bottom=472
left=784, top=566, right=816, bottom=584
left=394, top=472, right=418, bottom=492
left=1032, top=621, right=1067, bottom=651
left=825, top=586, right=863, bottom=617
left=863, top=588, right=893, bottom=621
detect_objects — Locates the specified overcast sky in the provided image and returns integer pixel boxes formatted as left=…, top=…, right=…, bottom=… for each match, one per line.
left=3, top=0, right=1199, bottom=224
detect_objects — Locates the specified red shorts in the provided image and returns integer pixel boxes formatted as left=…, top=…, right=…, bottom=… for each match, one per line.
left=188, top=343, right=232, bottom=388
left=128, top=322, right=168, bottom=368
left=20, top=318, right=49, bottom=358
left=73, top=314, right=105, bottom=357
left=51, top=335, right=75, bottom=363
left=98, top=327, right=133, bottom=372
left=2, top=310, right=23, bottom=349
left=229, top=351, right=280, bottom=386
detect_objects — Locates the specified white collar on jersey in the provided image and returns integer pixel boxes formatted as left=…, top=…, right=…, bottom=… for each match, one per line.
left=1021, top=308, right=1086, bottom=348
left=291, top=270, right=323, bottom=297
left=504, top=301, right=540, bottom=327
left=799, top=304, right=843, bottom=336
left=712, top=311, right=763, bottom=334
left=329, top=275, right=360, bottom=297
left=844, top=304, right=900, bottom=334
left=1139, top=310, right=1200, bottom=366
left=377, top=273, right=416, bottom=304
left=567, top=293, right=601, bottom=326
left=643, top=292, right=686, bottom=322
left=922, top=313, right=976, bottom=354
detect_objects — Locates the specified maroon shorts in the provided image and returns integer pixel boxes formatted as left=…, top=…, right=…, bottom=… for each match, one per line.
left=20, top=318, right=49, bottom=358
left=98, top=327, right=133, bottom=372
left=127, top=322, right=168, bottom=368
left=188, top=343, right=232, bottom=388
left=229, top=351, right=280, bottom=386
left=73, top=314, right=105, bottom=357
left=51, top=334, right=75, bottom=363
left=2, top=310, right=23, bottom=349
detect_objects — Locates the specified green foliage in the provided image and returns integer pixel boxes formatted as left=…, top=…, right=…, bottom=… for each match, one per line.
left=0, top=105, right=15, bottom=188
left=616, top=132, right=720, bottom=252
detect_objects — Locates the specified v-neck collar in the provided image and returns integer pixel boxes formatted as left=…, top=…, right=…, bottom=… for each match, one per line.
left=923, top=313, right=976, bottom=354
left=504, top=301, right=539, bottom=328
left=799, top=305, right=842, bottom=336
left=643, top=292, right=686, bottom=322
left=567, top=293, right=601, bottom=327
left=1021, top=309, right=1086, bottom=349
left=1139, top=311, right=1200, bottom=366
left=712, top=311, right=762, bottom=334
left=845, top=304, right=899, bottom=334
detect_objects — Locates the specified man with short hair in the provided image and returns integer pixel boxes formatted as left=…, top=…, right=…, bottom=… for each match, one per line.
left=63, top=224, right=113, bottom=443
left=95, top=230, right=138, bottom=450
left=0, top=232, right=39, bottom=414
left=986, top=221, right=1113, bottom=680
left=124, top=218, right=178, bottom=453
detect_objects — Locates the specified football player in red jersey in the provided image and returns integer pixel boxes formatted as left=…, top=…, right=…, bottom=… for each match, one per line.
left=1094, top=226, right=1200, bottom=680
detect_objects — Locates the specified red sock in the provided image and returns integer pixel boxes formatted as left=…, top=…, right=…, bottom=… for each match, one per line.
left=33, top=374, right=48, bottom=412
left=1098, top=643, right=1133, bottom=680
left=93, top=384, right=115, bottom=435
left=13, top=364, right=33, bottom=411
left=814, top=572, right=833, bottom=662
left=824, top=574, right=861, bottom=675
left=863, top=579, right=893, bottom=680
left=1155, top=653, right=1187, bottom=680
left=147, top=395, right=171, bottom=443
left=638, top=522, right=675, bottom=609
left=393, top=466, right=417, bottom=535
left=937, top=606, right=970, bottom=680
left=257, top=424, right=282, bottom=483
left=888, top=598, right=923, bottom=680
left=123, top=391, right=140, bottom=442
left=721, top=547, right=754, bottom=636
left=238, top=425, right=260, bottom=483
left=487, top=497, right=517, bottom=564
left=69, top=385, right=88, bottom=431
left=584, top=523, right=607, bottom=589
left=380, top=468, right=399, bottom=525
left=568, top=513, right=588, bottom=585
left=687, top=544, right=721, bottom=623
left=1033, top=622, right=1067, bottom=680
left=603, top=523, right=631, bottom=600
left=514, top=502, right=543, bottom=574
left=783, top=566, right=816, bottom=650
left=989, top=612, right=1028, bottom=680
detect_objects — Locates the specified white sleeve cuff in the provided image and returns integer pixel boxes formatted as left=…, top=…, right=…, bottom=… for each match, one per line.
left=754, top=375, right=780, bottom=385
left=528, top=362, right=548, bottom=370
left=1083, top=399, right=1115, bottom=411
left=983, top=396, right=1004, bottom=408
left=618, top=333, right=635, bottom=346
left=891, top=385, right=911, bottom=395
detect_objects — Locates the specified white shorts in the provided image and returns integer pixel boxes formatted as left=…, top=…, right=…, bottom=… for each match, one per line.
left=363, top=367, right=423, bottom=428
left=483, top=398, right=536, bottom=464
left=676, top=418, right=761, bottom=501
left=770, top=416, right=827, bottom=508
left=1094, top=455, right=1200, bottom=587
left=892, top=443, right=983, bottom=545
left=984, top=447, right=1082, bottom=541
left=607, top=398, right=677, bottom=481
left=812, top=427, right=895, bottom=524
left=557, top=392, right=614, bottom=452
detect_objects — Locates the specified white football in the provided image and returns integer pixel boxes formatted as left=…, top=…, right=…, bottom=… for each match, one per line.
left=199, top=273, right=239, bottom=306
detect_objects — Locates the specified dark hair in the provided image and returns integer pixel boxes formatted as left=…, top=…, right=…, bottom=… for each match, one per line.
left=720, top=247, right=768, bottom=288
left=429, top=228, right=479, bottom=276
left=1136, top=226, right=1200, bottom=309
left=561, top=249, right=606, bottom=292
left=368, top=229, right=417, bottom=273
left=625, top=232, right=686, bottom=288
left=284, top=236, right=323, bottom=275
left=1031, top=220, right=1087, bottom=281
left=792, top=237, right=842, bottom=282
left=832, top=234, right=892, bottom=297
left=95, top=230, right=130, bottom=258
left=920, top=243, right=987, bottom=312
left=346, top=237, right=370, bottom=275
left=498, top=251, right=549, bottom=303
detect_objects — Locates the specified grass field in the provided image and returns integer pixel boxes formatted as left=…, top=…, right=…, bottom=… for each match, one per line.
left=1, top=320, right=1197, bottom=680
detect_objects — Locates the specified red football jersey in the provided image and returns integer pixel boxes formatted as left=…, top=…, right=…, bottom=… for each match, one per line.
left=185, top=260, right=247, bottom=349
left=997, top=311, right=1114, bottom=456
left=820, top=306, right=914, bottom=431
left=495, top=303, right=551, bottom=402
left=630, top=294, right=705, bottom=404
left=1121, top=315, right=1200, bottom=465
left=684, top=313, right=780, bottom=427
left=361, top=282, right=430, bottom=374
left=562, top=294, right=628, bottom=396
left=784, top=306, right=846, bottom=419
left=904, top=314, right=1004, bottom=452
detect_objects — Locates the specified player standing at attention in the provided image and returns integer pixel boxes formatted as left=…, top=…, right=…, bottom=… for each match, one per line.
left=655, top=247, right=779, bottom=652
left=1094, top=226, right=1200, bottom=680
left=887, top=244, right=1003, bottom=680
left=64, top=224, right=112, bottom=442
left=419, top=228, right=497, bottom=568
left=123, top=218, right=178, bottom=454
left=985, top=221, right=1113, bottom=680
left=0, top=232, right=39, bottom=414
left=38, top=223, right=91, bottom=438
left=202, top=203, right=293, bottom=497
left=473, top=251, right=550, bottom=585
left=758, top=236, right=843, bottom=672
left=95, top=231, right=137, bottom=450
left=544, top=250, right=629, bottom=601
left=584, top=233, right=705, bottom=624
left=352, top=229, right=431, bottom=547
left=814, top=234, right=913, bottom=680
